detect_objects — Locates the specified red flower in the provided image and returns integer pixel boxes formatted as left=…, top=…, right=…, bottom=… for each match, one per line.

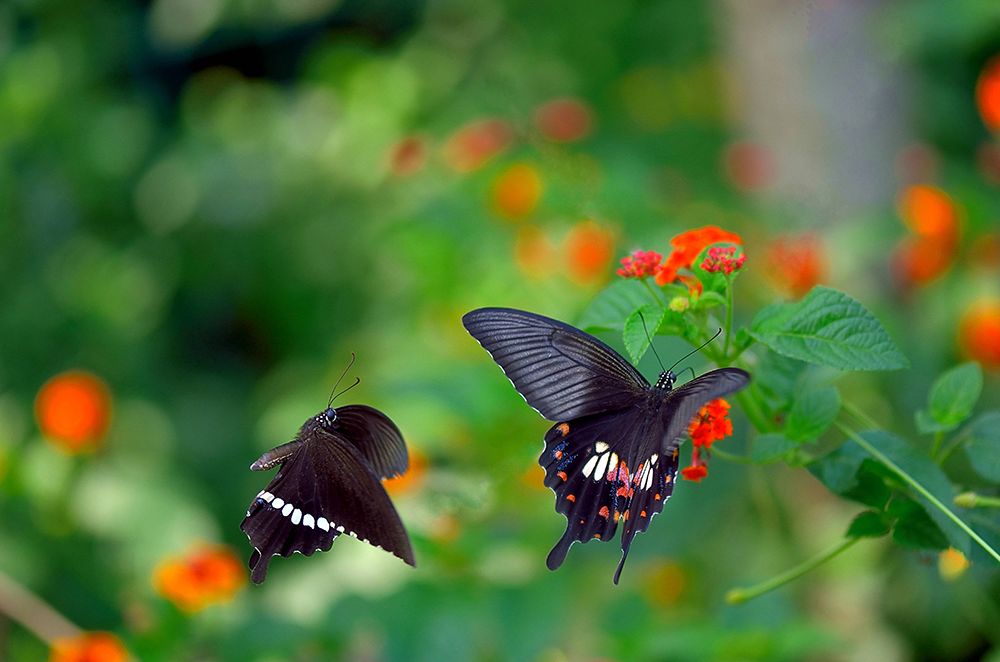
left=388, top=135, right=427, bottom=176
left=35, top=371, right=112, bottom=454
left=766, top=233, right=825, bottom=298
left=681, top=398, right=734, bottom=482
left=654, top=226, right=742, bottom=286
left=565, top=221, right=615, bottom=285
left=154, top=544, right=244, bottom=612
left=958, top=299, right=1000, bottom=369
left=443, top=118, right=514, bottom=172
left=700, top=246, right=746, bottom=275
left=892, top=185, right=960, bottom=288
left=617, top=250, right=663, bottom=279
left=50, top=632, right=128, bottom=662
left=977, top=55, right=1000, bottom=132
left=534, top=98, right=594, bottom=142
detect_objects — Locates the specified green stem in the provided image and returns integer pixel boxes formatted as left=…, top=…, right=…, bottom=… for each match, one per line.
left=835, top=421, right=1000, bottom=564
left=842, top=400, right=879, bottom=429
left=712, top=447, right=754, bottom=464
left=955, top=492, right=1000, bottom=509
left=937, top=431, right=970, bottom=466
left=723, top=275, right=734, bottom=359
left=726, top=536, right=860, bottom=604
left=930, top=430, right=946, bottom=461
left=0, top=571, right=80, bottom=644
left=641, top=279, right=668, bottom=307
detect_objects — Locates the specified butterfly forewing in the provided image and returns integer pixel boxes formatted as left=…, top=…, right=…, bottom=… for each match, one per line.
left=660, top=368, right=750, bottom=450
left=462, top=308, right=648, bottom=421
left=334, top=405, right=408, bottom=479
left=241, top=423, right=415, bottom=584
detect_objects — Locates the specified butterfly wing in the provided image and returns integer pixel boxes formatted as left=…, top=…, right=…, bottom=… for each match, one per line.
left=334, top=404, right=408, bottom=479
left=241, top=429, right=415, bottom=584
left=540, top=409, right=660, bottom=572
left=660, top=368, right=750, bottom=451
left=463, top=307, right=648, bottom=421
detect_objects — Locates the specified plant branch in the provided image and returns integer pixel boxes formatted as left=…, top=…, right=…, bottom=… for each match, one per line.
left=835, top=421, right=1000, bottom=564
left=726, top=536, right=860, bottom=604
left=955, top=492, right=1000, bottom=509
left=723, top=275, right=734, bottom=359
left=641, top=279, right=667, bottom=307
left=0, top=571, right=80, bottom=644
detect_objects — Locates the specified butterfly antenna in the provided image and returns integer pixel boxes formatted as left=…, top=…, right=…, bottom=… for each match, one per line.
left=328, top=352, right=357, bottom=407
left=331, top=377, right=361, bottom=403
left=666, top=328, right=723, bottom=374
left=638, top=311, right=666, bottom=372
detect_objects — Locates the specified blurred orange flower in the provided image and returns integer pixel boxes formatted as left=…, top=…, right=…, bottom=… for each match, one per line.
left=514, top=226, right=556, bottom=279
left=50, top=632, right=128, bottom=662
left=893, top=185, right=960, bottom=287
left=643, top=560, right=686, bottom=607
left=389, top=135, right=427, bottom=176
left=153, top=544, right=244, bottom=612
left=565, top=221, right=615, bottom=285
left=976, top=55, right=1000, bottom=132
left=443, top=118, right=514, bottom=172
left=722, top=141, right=775, bottom=192
left=958, top=299, right=1000, bottom=370
left=654, top=225, right=742, bottom=286
left=897, top=185, right=959, bottom=240
left=384, top=445, right=427, bottom=496
left=938, top=547, right=970, bottom=581
left=491, top=163, right=543, bottom=220
left=766, top=233, right=825, bottom=298
left=35, top=371, right=112, bottom=454
left=534, top=97, right=593, bottom=142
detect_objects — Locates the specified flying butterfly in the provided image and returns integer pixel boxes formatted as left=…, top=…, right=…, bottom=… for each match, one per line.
left=462, top=307, right=749, bottom=583
left=240, top=357, right=416, bottom=583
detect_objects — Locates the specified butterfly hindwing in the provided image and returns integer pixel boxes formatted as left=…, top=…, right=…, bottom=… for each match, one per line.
left=541, top=409, right=663, bottom=572
left=241, top=425, right=415, bottom=584
left=463, top=308, right=648, bottom=421
left=334, top=404, right=408, bottom=479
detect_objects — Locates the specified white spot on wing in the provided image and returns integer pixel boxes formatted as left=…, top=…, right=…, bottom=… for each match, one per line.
left=272, top=497, right=285, bottom=509
left=317, top=517, right=330, bottom=531
left=291, top=508, right=302, bottom=525
left=261, top=492, right=274, bottom=502
left=594, top=453, right=609, bottom=481
left=303, top=514, right=315, bottom=528
left=595, top=441, right=609, bottom=453
left=582, top=454, right=599, bottom=478
left=282, top=503, right=294, bottom=516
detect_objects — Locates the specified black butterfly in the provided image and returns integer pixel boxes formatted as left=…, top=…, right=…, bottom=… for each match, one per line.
left=240, top=399, right=416, bottom=583
left=463, top=307, right=750, bottom=583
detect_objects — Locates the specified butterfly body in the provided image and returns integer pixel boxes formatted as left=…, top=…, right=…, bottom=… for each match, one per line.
left=241, top=403, right=416, bottom=584
left=463, top=307, right=750, bottom=583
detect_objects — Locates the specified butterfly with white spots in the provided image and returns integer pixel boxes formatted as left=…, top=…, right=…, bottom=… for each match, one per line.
left=240, top=403, right=416, bottom=583
left=463, top=307, right=749, bottom=583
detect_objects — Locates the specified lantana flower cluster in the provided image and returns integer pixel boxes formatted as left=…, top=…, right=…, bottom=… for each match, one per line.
left=616, top=225, right=745, bottom=292
left=681, top=398, right=734, bottom=482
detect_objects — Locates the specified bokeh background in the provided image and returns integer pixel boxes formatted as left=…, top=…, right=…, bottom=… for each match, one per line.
left=2, top=0, right=1000, bottom=660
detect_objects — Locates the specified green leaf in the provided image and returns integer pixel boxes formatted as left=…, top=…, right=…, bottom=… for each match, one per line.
left=847, top=510, right=890, bottom=538
left=914, top=409, right=950, bottom=434
left=623, top=304, right=667, bottom=366
left=749, top=286, right=909, bottom=371
left=859, top=430, right=967, bottom=554
left=578, top=279, right=660, bottom=332
left=785, top=386, right=841, bottom=442
left=693, top=291, right=726, bottom=310
left=923, top=362, right=982, bottom=432
left=888, top=497, right=949, bottom=551
left=808, top=443, right=867, bottom=494
left=751, top=433, right=798, bottom=464
left=964, top=411, right=1000, bottom=482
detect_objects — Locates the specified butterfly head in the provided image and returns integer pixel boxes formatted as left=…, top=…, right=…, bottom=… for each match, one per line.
left=320, top=407, right=338, bottom=429
left=654, top=370, right=676, bottom=391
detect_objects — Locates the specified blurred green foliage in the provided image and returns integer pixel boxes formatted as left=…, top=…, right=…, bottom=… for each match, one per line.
left=1, top=0, right=1000, bottom=660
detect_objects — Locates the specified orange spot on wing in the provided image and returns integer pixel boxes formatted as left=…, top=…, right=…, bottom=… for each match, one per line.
left=623, top=510, right=630, bottom=521
left=557, top=423, right=570, bottom=436
left=617, top=486, right=630, bottom=497
left=557, top=471, right=568, bottom=481
left=599, top=506, right=610, bottom=519
left=614, top=510, right=621, bottom=521
left=566, top=494, right=576, bottom=502
left=641, top=510, right=647, bottom=517
left=664, top=474, right=672, bottom=484
left=593, top=533, right=602, bottom=539
left=654, top=493, right=662, bottom=501
left=554, top=450, right=563, bottom=459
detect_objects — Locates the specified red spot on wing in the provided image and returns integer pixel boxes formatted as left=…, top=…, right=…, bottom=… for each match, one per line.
left=566, top=494, right=576, bottom=502
left=599, top=506, right=610, bottom=519
left=557, top=471, right=568, bottom=481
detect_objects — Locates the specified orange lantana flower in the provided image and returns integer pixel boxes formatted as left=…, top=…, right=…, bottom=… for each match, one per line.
left=977, top=55, right=1000, bottom=132
left=384, top=445, right=427, bottom=496
left=153, top=544, right=244, bottom=612
left=443, top=118, right=514, bottom=172
left=654, top=226, right=742, bottom=286
left=958, top=299, right=1000, bottom=369
left=893, top=185, right=960, bottom=287
left=534, top=97, right=594, bottom=143
left=565, top=221, right=615, bottom=285
left=765, top=233, right=825, bottom=298
left=35, top=371, right=112, bottom=454
left=680, top=398, right=734, bottom=482
left=491, top=163, right=543, bottom=220
left=50, top=632, right=128, bottom=662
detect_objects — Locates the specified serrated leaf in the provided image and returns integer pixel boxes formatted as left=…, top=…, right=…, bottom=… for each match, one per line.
left=888, top=497, right=949, bottom=551
left=578, top=280, right=660, bottom=332
left=786, top=386, right=841, bottom=442
left=927, top=362, right=982, bottom=431
left=859, top=430, right=967, bottom=554
left=749, top=286, right=908, bottom=371
left=623, top=304, right=667, bottom=366
left=751, top=433, right=797, bottom=464
left=847, top=511, right=890, bottom=538
left=964, top=411, right=1000, bottom=482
